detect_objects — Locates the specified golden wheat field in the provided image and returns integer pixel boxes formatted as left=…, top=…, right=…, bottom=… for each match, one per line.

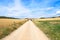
left=0, top=19, right=27, bottom=27
left=34, top=18, right=60, bottom=21
left=0, top=19, right=27, bottom=39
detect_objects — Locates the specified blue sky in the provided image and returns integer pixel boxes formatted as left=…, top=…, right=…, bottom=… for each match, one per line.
left=0, top=0, right=60, bottom=18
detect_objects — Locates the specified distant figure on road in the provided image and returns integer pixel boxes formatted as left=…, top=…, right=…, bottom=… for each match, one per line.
left=29, top=19, right=32, bottom=21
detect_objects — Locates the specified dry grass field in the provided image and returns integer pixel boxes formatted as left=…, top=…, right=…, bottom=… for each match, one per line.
left=0, top=19, right=27, bottom=39
left=33, top=18, right=60, bottom=40
left=0, top=18, right=60, bottom=40
left=34, top=18, right=60, bottom=21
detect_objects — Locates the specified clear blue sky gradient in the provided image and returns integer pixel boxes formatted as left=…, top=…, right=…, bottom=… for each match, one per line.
left=0, top=0, right=60, bottom=18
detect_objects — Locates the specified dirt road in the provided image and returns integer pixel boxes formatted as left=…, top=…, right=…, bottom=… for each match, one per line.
left=1, top=20, right=50, bottom=40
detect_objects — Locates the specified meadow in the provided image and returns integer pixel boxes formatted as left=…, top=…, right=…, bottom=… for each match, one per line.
left=0, top=19, right=27, bottom=39
left=33, top=18, right=60, bottom=40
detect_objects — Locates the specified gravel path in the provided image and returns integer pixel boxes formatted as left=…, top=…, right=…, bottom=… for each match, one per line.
left=1, top=20, right=50, bottom=40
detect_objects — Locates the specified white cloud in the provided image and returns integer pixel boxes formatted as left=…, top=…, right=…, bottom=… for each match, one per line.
left=7, top=0, right=31, bottom=17
left=0, top=0, right=59, bottom=18
left=56, top=10, right=60, bottom=14
left=0, top=0, right=32, bottom=18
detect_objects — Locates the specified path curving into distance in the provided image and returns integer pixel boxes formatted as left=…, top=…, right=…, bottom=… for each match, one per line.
left=1, top=20, right=50, bottom=40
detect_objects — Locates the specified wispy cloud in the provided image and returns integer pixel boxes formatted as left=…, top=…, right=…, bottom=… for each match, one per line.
left=0, top=0, right=60, bottom=18
left=0, top=0, right=31, bottom=18
left=56, top=10, right=60, bottom=14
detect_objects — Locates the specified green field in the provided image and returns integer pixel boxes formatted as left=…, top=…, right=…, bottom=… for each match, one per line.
left=0, top=19, right=27, bottom=39
left=33, top=19, right=60, bottom=40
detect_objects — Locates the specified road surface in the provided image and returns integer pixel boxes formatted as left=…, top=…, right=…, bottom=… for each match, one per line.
left=1, top=20, right=50, bottom=40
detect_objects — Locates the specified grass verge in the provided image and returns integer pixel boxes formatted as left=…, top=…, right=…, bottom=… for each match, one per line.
left=33, top=20, right=60, bottom=40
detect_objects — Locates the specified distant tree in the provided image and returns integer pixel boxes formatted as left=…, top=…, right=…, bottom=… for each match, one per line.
left=0, top=16, right=18, bottom=19
left=51, top=17, right=56, bottom=18
left=58, top=16, right=60, bottom=17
